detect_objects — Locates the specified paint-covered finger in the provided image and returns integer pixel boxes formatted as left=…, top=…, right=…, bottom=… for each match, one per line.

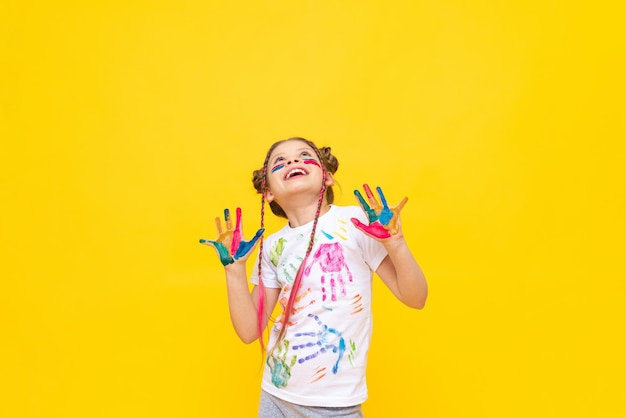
left=354, top=189, right=377, bottom=223
left=200, top=239, right=233, bottom=265
left=363, top=184, right=381, bottom=210
left=199, top=238, right=220, bottom=249
left=350, top=217, right=369, bottom=233
left=224, top=208, right=232, bottom=231
left=373, top=187, right=393, bottom=225
left=214, top=217, right=223, bottom=235
left=231, top=207, right=243, bottom=254
left=351, top=218, right=391, bottom=239
left=376, top=186, right=390, bottom=209
left=394, top=197, right=408, bottom=213
left=234, top=228, right=265, bottom=260
left=354, top=190, right=372, bottom=215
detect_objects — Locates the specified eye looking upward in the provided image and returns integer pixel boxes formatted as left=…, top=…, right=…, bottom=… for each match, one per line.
left=269, top=147, right=319, bottom=173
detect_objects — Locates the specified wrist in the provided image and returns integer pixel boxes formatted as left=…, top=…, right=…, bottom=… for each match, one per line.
left=224, top=261, right=246, bottom=275
left=381, top=233, right=407, bottom=251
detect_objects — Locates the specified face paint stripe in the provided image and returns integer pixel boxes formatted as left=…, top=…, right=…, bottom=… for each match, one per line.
left=271, top=163, right=285, bottom=173
left=303, top=159, right=321, bottom=167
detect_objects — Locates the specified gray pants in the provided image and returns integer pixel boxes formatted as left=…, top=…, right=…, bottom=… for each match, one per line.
left=258, top=390, right=364, bottom=418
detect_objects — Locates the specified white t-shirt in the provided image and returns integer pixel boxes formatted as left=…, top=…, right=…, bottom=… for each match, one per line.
left=250, top=205, right=387, bottom=407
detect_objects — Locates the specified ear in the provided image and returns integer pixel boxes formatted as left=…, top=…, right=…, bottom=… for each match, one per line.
left=324, top=172, right=335, bottom=187
left=264, top=188, right=275, bottom=203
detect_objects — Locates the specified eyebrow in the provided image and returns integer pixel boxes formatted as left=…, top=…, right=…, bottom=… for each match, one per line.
left=270, top=147, right=315, bottom=162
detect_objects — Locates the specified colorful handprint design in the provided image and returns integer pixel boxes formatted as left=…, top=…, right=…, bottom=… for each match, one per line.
left=292, top=313, right=347, bottom=374
left=351, top=184, right=407, bottom=239
left=199, top=207, right=264, bottom=266
left=267, top=339, right=297, bottom=388
left=304, top=243, right=353, bottom=302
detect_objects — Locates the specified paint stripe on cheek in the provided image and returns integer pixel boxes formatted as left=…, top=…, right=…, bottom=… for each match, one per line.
left=271, top=163, right=285, bottom=173
left=303, top=159, right=321, bottom=167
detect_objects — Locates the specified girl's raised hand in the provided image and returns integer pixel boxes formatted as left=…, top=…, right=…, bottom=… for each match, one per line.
left=351, top=184, right=408, bottom=239
left=199, top=208, right=264, bottom=266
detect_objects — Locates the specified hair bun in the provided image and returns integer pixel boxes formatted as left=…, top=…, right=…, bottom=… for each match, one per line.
left=320, top=146, right=339, bottom=174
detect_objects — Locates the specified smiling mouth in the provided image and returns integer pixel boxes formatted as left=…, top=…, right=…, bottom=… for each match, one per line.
left=284, top=168, right=308, bottom=179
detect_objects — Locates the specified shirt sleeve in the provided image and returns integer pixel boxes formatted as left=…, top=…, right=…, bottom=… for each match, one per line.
left=249, top=238, right=282, bottom=288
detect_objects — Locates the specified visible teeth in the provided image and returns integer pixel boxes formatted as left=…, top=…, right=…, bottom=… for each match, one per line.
left=287, top=169, right=306, bottom=178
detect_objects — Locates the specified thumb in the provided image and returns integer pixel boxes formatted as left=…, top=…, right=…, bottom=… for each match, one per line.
left=233, top=228, right=265, bottom=260
left=350, top=218, right=369, bottom=234
left=200, top=239, right=234, bottom=266
left=350, top=218, right=391, bottom=239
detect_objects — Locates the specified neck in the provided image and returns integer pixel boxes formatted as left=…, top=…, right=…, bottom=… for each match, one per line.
left=284, top=201, right=331, bottom=228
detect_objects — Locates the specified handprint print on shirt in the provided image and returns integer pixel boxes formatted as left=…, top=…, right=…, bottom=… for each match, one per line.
left=270, top=237, right=287, bottom=267
left=267, top=339, right=297, bottom=388
left=278, top=283, right=315, bottom=327
left=199, top=207, right=264, bottom=266
left=292, top=313, right=348, bottom=375
left=304, top=243, right=353, bottom=302
left=351, top=184, right=408, bottom=239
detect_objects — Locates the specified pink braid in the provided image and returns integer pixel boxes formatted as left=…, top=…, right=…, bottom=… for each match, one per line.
left=272, top=146, right=328, bottom=348
left=256, top=160, right=269, bottom=353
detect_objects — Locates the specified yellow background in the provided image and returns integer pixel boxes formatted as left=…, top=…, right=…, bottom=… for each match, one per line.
left=2, top=1, right=624, bottom=417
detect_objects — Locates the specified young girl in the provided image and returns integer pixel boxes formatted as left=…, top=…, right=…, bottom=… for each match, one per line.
left=200, top=137, right=427, bottom=417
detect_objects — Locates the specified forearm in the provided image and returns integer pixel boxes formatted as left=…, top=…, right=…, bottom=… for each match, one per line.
left=382, top=235, right=428, bottom=309
left=224, top=262, right=261, bottom=343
